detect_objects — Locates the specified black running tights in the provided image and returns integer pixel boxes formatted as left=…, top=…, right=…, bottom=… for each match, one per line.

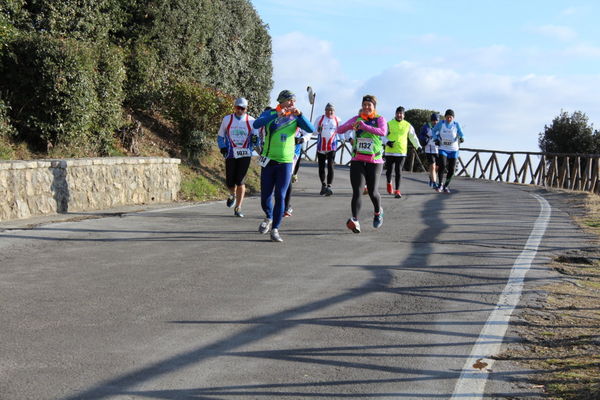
left=437, top=155, right=457, bottom=187
left=350, top=161, right=383, bottom=218
left=384, top=155, right=406, bottom=190
left=317, top=151, right=335, bottom=185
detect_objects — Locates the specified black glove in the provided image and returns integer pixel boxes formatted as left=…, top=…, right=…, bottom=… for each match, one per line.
left=459, top=137, right=464, bottom=144
left=386, top=141, right=395, bottom=148
left=220, top=147, right=228, bottom=156
left=434, top=140, right=440, bottom=146
left=295, top=137, right=305, bottom=145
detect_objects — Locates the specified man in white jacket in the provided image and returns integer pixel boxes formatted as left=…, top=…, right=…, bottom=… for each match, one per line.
left=314, top=103, right=343, bottom=196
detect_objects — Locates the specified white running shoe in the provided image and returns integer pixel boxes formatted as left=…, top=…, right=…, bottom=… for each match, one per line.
left=346, top=218, right=361, bottom=233
left=258, top=218, right=272, bottom=234
left=270, top=229, right=283, bottom=242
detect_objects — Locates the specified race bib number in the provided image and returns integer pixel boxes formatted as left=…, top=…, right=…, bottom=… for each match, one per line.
left=258, top=155, right=270, bottom=167
left=233, top=147, right=251, bottom=158
left=357, top=137, right=374, bottom=152
left=442, top=140, right=453, bottom=146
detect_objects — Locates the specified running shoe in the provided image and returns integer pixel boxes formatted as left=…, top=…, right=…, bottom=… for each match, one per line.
left=325, top=186, right=333, bottom=196
left=234, top=207, right=244, bottom=217
left=226, top=195, right=235, bottom=208
left=386, top=182, right=393, bottom=194
left=292, top=175, right=298, bottom=183
left=373, top=209, right=384, bottom=229
left=435, top=186, right=443, bottom=193
left=283, top=207, right=293, bottom=217
left=443, top=187, right=451, bottom=194
left=362, top=186, right=368, bottom=195
left=320, top=185, right=327, bottom=195
left=346, top=218, right=361, bottom=233
left=258, top=218, right=272, bottom=234
left=394, top=190, right=402, bottom=199
left=270, top=228, right=283, bottom=242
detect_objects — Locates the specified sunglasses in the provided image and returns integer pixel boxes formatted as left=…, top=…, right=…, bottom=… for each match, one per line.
left=235, top=106, right=246, bottom=110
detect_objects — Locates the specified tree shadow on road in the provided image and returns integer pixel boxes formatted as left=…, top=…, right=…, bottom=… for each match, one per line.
left=54, top=185, right=557, bottom=400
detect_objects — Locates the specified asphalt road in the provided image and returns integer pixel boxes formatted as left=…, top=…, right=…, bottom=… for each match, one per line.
left=0, top=163, right=591, bottom=400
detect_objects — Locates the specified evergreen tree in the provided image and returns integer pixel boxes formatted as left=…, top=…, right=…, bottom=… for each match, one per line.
left=539, top=110, right=600, bottom=154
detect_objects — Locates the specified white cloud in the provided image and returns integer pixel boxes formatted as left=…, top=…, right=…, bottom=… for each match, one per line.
left=270, top=32, right=359, bottom=119
left=561, top=7, right=579, bottom=16
left=531, top=25, right=577, bottom=42
left=564, top=43, right=600, bottom=58
left=270, top=32, right=600, bottom=152
left=413, top=33, right=451, bottom=45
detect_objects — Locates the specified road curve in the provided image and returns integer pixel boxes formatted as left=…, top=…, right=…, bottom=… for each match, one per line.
left=0, top=163, right=589, bottom=400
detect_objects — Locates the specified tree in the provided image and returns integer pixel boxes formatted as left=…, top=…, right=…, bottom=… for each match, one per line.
left=404, top=108, right=440, bottom=137
left=539, top=110, right=600, bottom=155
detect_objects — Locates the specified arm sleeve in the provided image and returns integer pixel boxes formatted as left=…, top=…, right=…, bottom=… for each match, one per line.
left=357, top=116, right=387, bottom=136
left=419, top=124, right=428, bottom=139
left=295, top=113, right=315, bottom=133
left=455, top=122, right=464, bottom=139
left=407, top=124, right=421, bottom=149
left=217, top=116, right=229, bottom=149
left=253, top=110, right=277, bottom=129
left=431, top=121, right=442, bottom=141
left=336, top=116, right=358, bottom=134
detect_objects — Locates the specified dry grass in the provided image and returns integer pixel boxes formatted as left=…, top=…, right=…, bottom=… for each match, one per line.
left=502, top=192, right=600, bottom=400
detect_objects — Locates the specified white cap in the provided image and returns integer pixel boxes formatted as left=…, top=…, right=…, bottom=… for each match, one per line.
left=234, top=97, right=248, bottom=108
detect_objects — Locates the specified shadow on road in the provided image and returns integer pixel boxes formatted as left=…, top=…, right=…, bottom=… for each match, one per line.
left=56, top=185, right=552, bottom=399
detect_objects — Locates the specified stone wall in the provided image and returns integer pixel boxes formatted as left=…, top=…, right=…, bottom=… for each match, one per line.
left=0, top=157, right=181, bottom=221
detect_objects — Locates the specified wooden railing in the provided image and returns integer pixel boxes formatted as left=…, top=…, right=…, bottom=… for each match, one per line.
left=457, top=148, right=600, bottom=194
left=301, top=139, right=600, bottom=194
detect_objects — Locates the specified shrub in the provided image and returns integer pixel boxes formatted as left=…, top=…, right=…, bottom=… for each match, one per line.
left=166, top=80, right=233, bottom=161
left=94, top=43, right=126, bottom=154
left=16, top=0, right=123, bottom=41
left=0, top=33, right=125, bottom=151
left=0, top=98, right=16, bottom=139
left=124, top=41, right=167, bottom=110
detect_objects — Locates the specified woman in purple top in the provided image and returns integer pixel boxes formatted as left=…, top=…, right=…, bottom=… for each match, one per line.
left=336, top=95, right=387, bottom=234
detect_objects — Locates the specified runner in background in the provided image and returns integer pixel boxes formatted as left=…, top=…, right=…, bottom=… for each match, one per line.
left=314, top=103, right=342, bottom=196
left=253, top=90, right=315, bottom=242
left=432, top=109, right=465, bottom=193
left=336, top=95, right=387, bottom=233
left=384, top=106, right=421, bottom=198
left=216, top=97, right=258, bottom=217
left=419, top=113, right=440, bottom=188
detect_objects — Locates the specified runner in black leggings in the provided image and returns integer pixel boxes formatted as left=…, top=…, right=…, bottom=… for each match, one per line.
left=350, top=162, right=383, bottom=221
left=314, top=103, right=342, bottom=196
left=335, top=95, right=387, bottom=233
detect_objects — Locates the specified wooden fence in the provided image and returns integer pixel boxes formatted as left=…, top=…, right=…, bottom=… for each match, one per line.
left=456, top=148, right=600, bottom=194
left=301, top=139, right=600, bottom=194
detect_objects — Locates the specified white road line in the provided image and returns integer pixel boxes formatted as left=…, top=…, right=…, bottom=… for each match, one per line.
left=135, top=202, right=217, bottom=214
left=451, top=193, right=551, bottom=399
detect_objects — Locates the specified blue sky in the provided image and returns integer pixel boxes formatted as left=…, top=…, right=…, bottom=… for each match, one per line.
left=250, top=0, right=600, bottom=152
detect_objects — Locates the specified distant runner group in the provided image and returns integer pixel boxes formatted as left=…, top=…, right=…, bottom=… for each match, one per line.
left=217, top=90, right=465, bottom=242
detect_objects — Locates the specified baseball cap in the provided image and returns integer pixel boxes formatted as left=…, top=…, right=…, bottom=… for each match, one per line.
left=234, top=97, right=248, bottom=108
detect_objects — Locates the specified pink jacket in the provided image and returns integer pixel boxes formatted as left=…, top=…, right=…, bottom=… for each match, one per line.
left=337, top=115, right=387, bottom=163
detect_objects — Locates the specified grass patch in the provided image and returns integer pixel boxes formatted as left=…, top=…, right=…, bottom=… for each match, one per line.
left=503, top=192, right=600, bottom=400
left=180, top=173, right=219, bottom=201
left=178, top=163, right=225, bottom=202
